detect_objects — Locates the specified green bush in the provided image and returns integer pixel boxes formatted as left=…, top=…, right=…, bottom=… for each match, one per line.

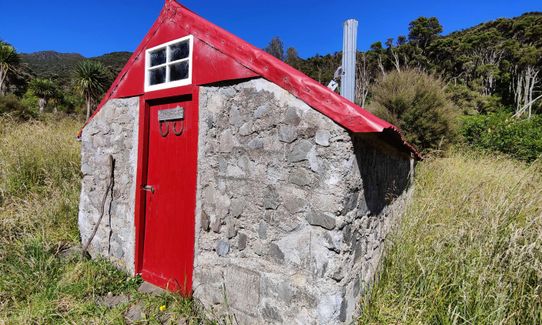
left=0, top=94, right=36, bottom=120
left=368, top=69, right=457, bottom=152
left=461, top=112, right=542, bottom=162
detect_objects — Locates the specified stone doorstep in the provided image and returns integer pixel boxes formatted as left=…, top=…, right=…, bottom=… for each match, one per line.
left=138, top=281, right=166, bottom=295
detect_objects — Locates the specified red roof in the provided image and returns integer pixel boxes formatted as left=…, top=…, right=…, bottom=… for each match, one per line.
left=81, top=0, right=420, bottom=159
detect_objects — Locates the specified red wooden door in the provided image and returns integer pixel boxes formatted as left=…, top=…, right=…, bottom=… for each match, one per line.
left=141, top=93, right=198, bottom=295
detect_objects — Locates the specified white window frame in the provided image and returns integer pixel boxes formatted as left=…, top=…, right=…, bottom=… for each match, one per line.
left=144, top=35, right=194, bottom=92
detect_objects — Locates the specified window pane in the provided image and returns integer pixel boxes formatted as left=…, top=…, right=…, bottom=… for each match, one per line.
left=169, top=41, right=189, bottom=61
left=150, top=48, right=166, bottom=67
left=149, top=67, right=166, bottom=85
left=170, top=61, right=189, bottom=81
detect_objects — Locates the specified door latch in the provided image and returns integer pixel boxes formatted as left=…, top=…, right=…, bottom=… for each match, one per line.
left=142, top=185, right=155, bottom=194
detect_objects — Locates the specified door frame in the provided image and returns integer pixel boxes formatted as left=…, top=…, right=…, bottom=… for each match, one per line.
left=134, top=85, right=199, bottom=277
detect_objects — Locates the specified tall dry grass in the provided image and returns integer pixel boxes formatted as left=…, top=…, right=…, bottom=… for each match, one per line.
left=0, top=117, right=201, bottom=324
left=359, top=149, right=542, bottom=324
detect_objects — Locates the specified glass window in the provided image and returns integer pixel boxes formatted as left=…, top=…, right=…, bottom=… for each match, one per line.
left=145, top=35, right=193, bottom=91
left=170, top=61, right=189, bottom=81
left=150, top=48, right=166, bottom=67
left=149, top=67, right=166, bottom=85
left=170, top=41, right=189, bottom=61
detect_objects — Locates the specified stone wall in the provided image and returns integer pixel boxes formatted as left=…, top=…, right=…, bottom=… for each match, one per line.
left=193, top=79, right=413, bottom=324
left=78, top=97, right=139, bottom=273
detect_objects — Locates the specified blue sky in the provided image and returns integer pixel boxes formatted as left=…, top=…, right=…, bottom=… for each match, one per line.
left=0, top=0, right=540, bottom=58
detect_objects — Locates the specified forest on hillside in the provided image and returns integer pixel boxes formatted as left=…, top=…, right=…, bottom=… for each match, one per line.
left=0, top=12, right=541, bottom=158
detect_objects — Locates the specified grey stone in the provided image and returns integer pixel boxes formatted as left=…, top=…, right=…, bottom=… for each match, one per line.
left=219, top=129, right=235, bottom=153
left=288, top=140, right=313, bottom=162
left=284, top=106, right=301, bottom=125
left=306, top=211, right=336, bottom=230
left=247, top=137, right=264, bottom=150
left=210, top=214, right=221, bottom=233
left=282, top=194, right=307, bottom=214
left=201, top=211, right=210, bottom=232
left=230, top=198, right=245, bottom=217
left=238, top=233, right=248, bottom=251
left=254, top=104, right=270, bottom=119
left=138, top=282, right=165, bottom=295
left=239, top=122, right=253, bottom=136
left=278, top=125, right=298, bottom=143
left=125, top=304, right=144, bottom=323
left=269, top=243, right=284, bottom=263
left=315, top=129, right=331, bottom=146
left=339, top=297, right=348, bottom=322
left=262, top=303, right=283, bottom=322
left=101, top=293, right=129, bottom=308
left=263, top=186, right=280, bottom=210
left=224, top=266, right=261, bottom=315
left=229, top=106, right=243, bottom=126
left=342, top=192, right=359, bottom=215
left=258, top=221, right=268, bottom=239
left=226, top=222, right=237, bottom=239
left=216, top=240, right=230, bottom=257
left=288, top=168, right=313, bottom=187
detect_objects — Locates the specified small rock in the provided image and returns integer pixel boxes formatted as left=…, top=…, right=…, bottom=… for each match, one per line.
left=288, top=168, right=313, bottom=187
left=230, top=199, right=245, bottom=217
left=263, top=186, right=280, bottom=210
left=226, top=222, right=237, bottom=239
left=315, top=129, right=330, bottom=146
left=239, top=122, right=253, bottom=136
left=229, top=106, right=243, bottom=126
left=306, top=211, right=336, bottom=230
left=284, top=107, right=301, bottom=125
left=269, top=243, right=284, bottom=263
left=138, top=282, right=165, bottom=295
left=101, top=293, right=130, bottom=308
left=254, top=104, right=270, bottom=119
left=125, top=304, right=145, bottom=323
left=216, top=240, right=230, bottom=257
left=210, top=214, right=221, bottom=233
left=248, top=137, right=264, bottom=150
left=238, top=233, right=248, bottom=251
left=282, top=194, right=307, bottom=213
left=262, top=303, right=283, bottom=322
left=288, top=140, right=313, bottom=162
left=278, top=125, right=298, bottom=143
left=219, top=129, right=235, bottom=153
left=258, top=222, right=268, bottom=239
left=201, top=211, right=210, bottom=232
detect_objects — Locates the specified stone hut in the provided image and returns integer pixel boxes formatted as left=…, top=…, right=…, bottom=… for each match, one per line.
left=77, top=1, right=420, bottom=323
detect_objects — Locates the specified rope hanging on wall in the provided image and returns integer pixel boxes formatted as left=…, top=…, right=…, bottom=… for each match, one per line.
left=82, top=155, right=115, bottom=257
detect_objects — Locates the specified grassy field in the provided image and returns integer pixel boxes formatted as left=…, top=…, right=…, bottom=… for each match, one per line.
left=0, top=117, right=201, bottom=324
left=1, top=118, right=541, bottom=324
left=359, top=150, right=542, bottom=324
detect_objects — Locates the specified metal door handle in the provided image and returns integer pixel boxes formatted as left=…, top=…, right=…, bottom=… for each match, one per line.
left=142, top=185, right=155, bottom=193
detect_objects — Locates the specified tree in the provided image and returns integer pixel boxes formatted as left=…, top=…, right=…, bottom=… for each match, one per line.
left=74, top=60, right=110, bottom=119
left=0, top=41, right=20, bottom=96
left=265, top=37, right=285, bottom=61
left=285, top=47, right=302, bottom=69
left=28, top=78, right=59, bottom=113
left=408, top=17, right=443, bottom=50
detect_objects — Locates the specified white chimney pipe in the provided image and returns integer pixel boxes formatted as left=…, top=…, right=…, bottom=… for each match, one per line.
left=341, top=19, right=358, bottom=102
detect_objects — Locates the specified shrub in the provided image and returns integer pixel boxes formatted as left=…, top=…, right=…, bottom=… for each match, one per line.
left=461, top=112, right=542, bottom=162
left=368, top=69, right=457, bottom=152
left=0, top=94, right=36, bottom=120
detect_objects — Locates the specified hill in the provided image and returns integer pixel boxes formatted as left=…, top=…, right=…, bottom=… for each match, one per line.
left=19, top=51, right=131, bottom=88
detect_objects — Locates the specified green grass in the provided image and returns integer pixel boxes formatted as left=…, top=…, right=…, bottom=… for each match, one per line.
left=359, top=149, right=542, bottom=324
left=0, top=117, right=206, bottom=324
